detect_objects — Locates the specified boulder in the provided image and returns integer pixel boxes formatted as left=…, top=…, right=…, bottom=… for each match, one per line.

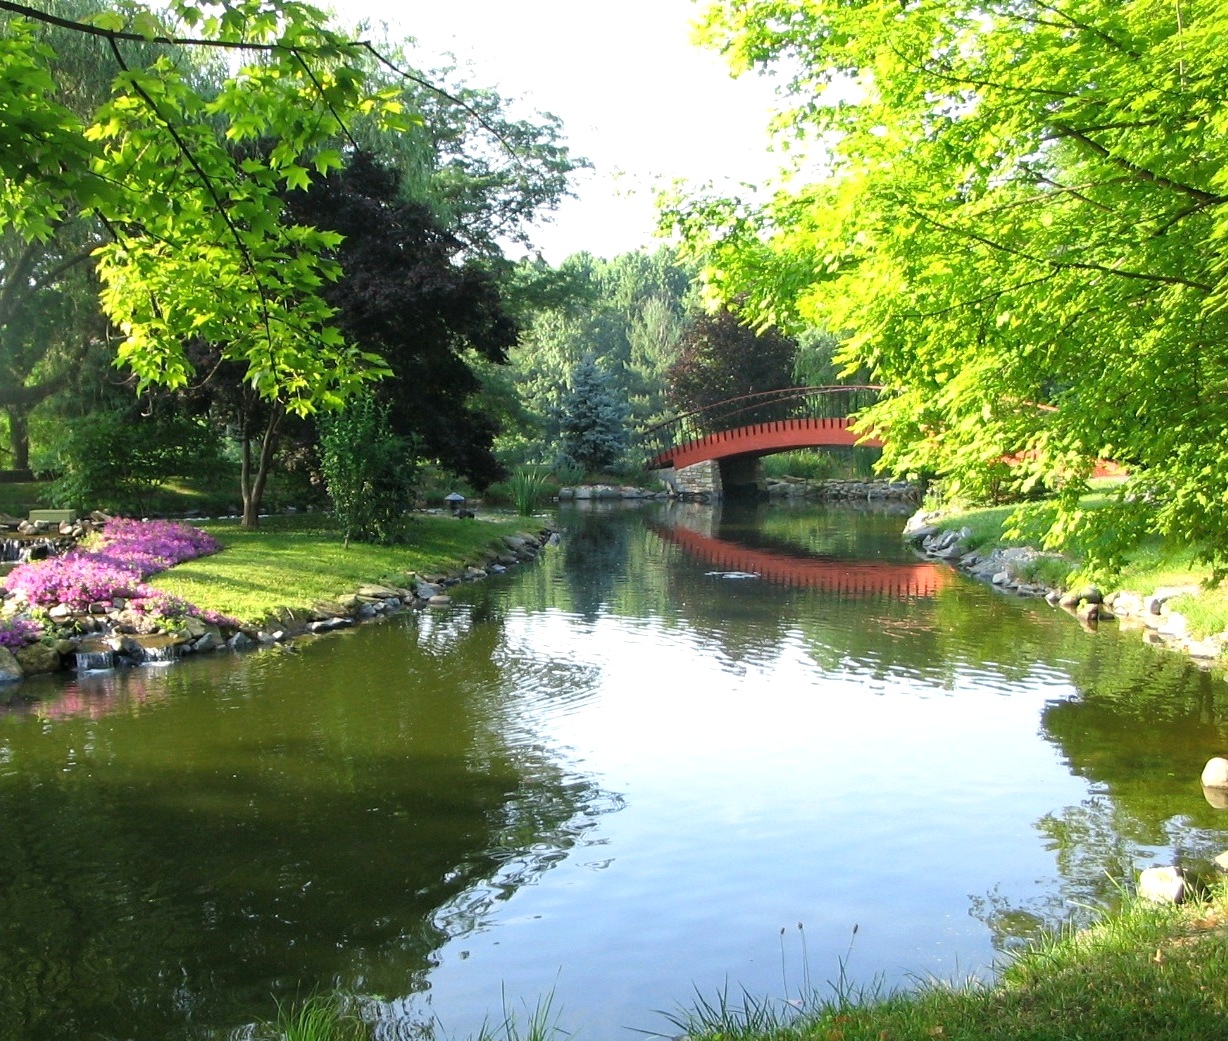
left=1204, top=787, right=1228, bottom=810
left=1138, top=865, right=1187, bottom=904
left=14, top=641, right=61, bottom=675
left=1200, top=757, right=1228, bottom=789
left=1076, top=602, right=1100, bottom=623
left=0, top=646, right=23, bottom=683
left=356, top=583, right=403, bottom=599
left=193, top=632, right=225, bottom=653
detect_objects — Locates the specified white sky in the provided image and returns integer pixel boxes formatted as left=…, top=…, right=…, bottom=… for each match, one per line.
left=331, top=0, right=787, bottom=263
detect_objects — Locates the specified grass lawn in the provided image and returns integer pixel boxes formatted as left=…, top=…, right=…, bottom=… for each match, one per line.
left=149, top=512, right=540, bottom=624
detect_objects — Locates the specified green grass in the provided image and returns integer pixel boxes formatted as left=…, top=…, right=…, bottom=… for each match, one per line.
left=149, top=513, right=534, bottom=624
left=668, top=884, right=1228, bottom=1041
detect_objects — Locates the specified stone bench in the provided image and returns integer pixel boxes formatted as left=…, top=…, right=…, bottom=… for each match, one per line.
left=28, top=509, right=77, bottom=525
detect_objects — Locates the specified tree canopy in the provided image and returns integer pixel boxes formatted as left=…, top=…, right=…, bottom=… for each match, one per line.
left=670, top=0, right=1228, bottom=575
left=1, top=0, right=413, bottom=416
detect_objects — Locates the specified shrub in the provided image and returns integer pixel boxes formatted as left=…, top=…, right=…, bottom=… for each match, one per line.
left=45, top=410, right=225, bottom=515
left=318, top=398, right=418, bottom=546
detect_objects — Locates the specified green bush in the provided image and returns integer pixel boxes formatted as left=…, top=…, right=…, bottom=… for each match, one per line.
left=45, top=410, right=224, bottom=515
left=317, top=398, right=418, bottom=546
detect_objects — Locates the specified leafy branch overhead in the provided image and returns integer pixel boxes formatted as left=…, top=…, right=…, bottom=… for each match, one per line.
left=0, top=0, right=421, bottom=415
left=671, top=0, right=1228, bottom=575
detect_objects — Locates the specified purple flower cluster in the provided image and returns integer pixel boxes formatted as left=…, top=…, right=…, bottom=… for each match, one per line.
left=0, top=617, right=40, bottom=650
left=4, top=520, right=220, bottom=610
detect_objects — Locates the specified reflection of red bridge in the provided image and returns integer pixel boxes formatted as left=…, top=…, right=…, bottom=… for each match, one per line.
left=653, top=523, right=952, bottom=597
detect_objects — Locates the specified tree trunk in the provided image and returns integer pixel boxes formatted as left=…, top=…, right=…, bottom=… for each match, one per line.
left=6, top=409, right=29, bottom=472
left=240, top=403, right=284, bottom=529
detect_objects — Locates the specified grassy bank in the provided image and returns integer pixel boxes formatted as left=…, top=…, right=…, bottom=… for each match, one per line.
left=929, top=497, right=1228, bottom=642
left=661, top=883, right=1228, bottom=1041
left=149, top=513, right=537, bottom=624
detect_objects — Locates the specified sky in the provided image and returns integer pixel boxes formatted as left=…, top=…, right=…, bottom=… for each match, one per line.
left=331, top=0, right=787, bottom=263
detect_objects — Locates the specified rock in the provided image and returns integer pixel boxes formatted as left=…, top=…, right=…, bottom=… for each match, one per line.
left=181, top=615, right=214, bottom=640
left=1076, top=602, right=1100, bottom=623
left=1138, top=865, right=1187, bottom=904
left=311, top=600, right=350, bottom=620
left=14, top=642, right=61, bottom=675
left=1204, top=787, right=1228, bottom=810
left=1200, top=757, right=1228, bottom=789
left=1058, top=590, right=1082, bottom=609
left=414, top=582, right=444, bottom=599
left=1214, top=851, right=1228, bottom=872
left=228, top=631, right=256, bottom=651
left=0, top=646, right=23, bottom=683
left=427, top=594, right=452, bottom=607
left=991, top=570, right=1013, bottom=586
left=48, top=603, right=73, bottom=621
left=356, top=583, right=402, bottom=599
left=193, top=632, right=224, bottom=653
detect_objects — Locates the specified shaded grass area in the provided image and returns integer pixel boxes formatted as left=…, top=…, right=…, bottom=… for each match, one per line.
left=667, top=886, right=1228, bottom=1041
left=0, top=481, right=47, bottom=517
left=149, top=513, right=531, bottom=624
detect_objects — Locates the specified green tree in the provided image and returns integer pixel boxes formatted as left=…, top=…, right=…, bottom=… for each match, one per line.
left=556, top=353, right=631, bottom=475
left=672, top=0, right=1228, bottom=575
left=1, top=0, right=414, bottom=522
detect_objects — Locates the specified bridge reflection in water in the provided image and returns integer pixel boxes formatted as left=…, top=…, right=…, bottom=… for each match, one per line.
left=651, top=519, right=952, bottom=598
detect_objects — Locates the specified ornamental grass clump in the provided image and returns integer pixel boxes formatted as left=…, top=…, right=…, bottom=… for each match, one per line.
left=4, top=519, right=221, bottom=611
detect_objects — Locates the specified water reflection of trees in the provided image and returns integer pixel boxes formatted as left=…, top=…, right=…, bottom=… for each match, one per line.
left=0, top=607, right=611, bottom=1040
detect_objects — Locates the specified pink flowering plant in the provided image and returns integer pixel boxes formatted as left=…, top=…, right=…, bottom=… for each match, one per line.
left=0, top=616, right=40, bottom=650
left=4, top=519, right=221, bottom=612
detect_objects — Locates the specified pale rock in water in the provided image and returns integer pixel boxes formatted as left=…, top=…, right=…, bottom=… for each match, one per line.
left=1201, top=757, right=1228, bottom=789
left=1138, top=865, right=1187, bottom=904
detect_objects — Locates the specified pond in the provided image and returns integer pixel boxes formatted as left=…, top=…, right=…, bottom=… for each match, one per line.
left=2, top=500, right=1227, bottom=1040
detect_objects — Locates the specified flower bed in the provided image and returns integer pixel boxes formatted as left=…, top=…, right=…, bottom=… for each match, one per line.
left=2, top=520, right=223, bottom=646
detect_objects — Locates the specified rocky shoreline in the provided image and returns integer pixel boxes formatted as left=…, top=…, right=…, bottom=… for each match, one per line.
left=0, top=519, right=556, bottom=686
left=905, top=509, right=1223, bottom=665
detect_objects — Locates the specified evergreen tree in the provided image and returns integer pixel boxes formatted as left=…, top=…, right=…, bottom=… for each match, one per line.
left=556, top=354, right=631, bottom=476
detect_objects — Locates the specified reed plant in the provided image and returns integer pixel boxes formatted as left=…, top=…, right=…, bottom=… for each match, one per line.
left=273, top=994, right=368, bottom=1041
left=509, top=467, right=551, bottom=516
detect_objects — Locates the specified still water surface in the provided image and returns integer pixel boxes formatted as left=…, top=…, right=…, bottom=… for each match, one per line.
left=2, top=502, right=1227, bottom=1040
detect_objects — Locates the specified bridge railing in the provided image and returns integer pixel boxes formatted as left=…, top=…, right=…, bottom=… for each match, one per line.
left=641, top=385, right=882, bottom=467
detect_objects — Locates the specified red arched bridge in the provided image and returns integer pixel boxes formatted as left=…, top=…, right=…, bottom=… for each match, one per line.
left=642, top=386, right=882, bottom=471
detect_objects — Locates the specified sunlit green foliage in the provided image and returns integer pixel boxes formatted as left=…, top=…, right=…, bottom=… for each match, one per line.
left=671, top=0, right=1228, bottom=577
left=1, top=0, right=413, bottom=416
